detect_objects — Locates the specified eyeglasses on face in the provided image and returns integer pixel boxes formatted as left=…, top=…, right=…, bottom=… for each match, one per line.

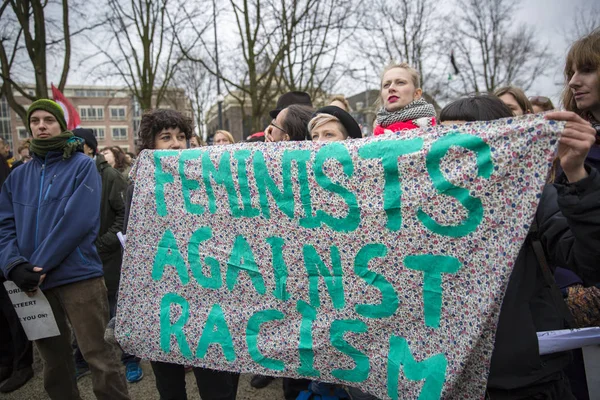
left=269, top=121, right=287, bottom=134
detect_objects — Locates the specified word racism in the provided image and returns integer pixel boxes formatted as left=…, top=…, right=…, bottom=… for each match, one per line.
left=116, top=116, right=560, bottom=399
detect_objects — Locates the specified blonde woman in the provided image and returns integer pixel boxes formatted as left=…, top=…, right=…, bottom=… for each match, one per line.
left=309, top=106, right=362, bottom=141
left=374, top=63, right=436, bottom=135
left=329, top=95, right=352, bottom=112
left=212, top=130, right=235, bottom=145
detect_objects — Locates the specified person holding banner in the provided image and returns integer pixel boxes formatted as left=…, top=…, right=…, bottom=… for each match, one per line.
left=252, top=102, right=316, bottom=398
left=373, top=63, right=436, bottom=136
left=306, top=106, right=378, bottom=400
left=562, top=29, right=600, bottom=172
left=124, top=108, right=240, bottom=400
left=309, top=105, right=363, bottom=141
left=439, top=94, right=600, bottom=399
left=0, top=99, right=130, bottom=400
left=265, top=104, right=315, bottom=143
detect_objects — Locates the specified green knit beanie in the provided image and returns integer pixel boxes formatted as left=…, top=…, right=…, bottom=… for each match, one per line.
left=27, top=99, right=68, bottom=133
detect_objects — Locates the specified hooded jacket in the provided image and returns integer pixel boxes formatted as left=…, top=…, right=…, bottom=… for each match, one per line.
left=0, top=151, right=103, bottom=289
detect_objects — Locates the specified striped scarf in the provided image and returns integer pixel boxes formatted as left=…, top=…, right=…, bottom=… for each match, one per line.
left=376, top=98, right=436, bottom=128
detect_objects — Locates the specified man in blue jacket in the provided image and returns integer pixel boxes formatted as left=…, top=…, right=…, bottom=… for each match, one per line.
left=0, top=99, right=130, bottom=400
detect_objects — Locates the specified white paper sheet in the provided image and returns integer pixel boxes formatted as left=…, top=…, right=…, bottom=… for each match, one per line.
left=3, top=281, right=60, bottom=341
left=117, top=232, right=127, bottom=249
left=537, top=328, right=600, bottom=355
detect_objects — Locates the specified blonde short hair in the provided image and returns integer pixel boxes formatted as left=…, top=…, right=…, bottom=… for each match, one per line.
left=214, top=130, right=235, bottom=144
left=308, top=114, right=348, bottom=137
left=380, top=62, right=420, bottom=88
left=329, top=95, right=352, bottom=112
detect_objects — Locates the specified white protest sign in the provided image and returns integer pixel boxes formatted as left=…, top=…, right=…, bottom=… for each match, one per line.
left=3, top=281, right=60, bottom=341
left=537, top=327, right=600, bottom=355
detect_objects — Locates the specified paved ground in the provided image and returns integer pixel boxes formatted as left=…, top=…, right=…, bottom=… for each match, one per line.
left=2, top=348, right=286, bottom=400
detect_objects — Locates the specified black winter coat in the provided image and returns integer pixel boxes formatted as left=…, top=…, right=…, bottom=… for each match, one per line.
left=488, top=167, right=600, bottom=389
left=123, top=183, right=135, bottom=234
left=95, top=154, right=128, bottom=297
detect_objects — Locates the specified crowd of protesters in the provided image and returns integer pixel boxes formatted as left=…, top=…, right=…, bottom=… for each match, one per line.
left=0, top=28, right=599, bottom=400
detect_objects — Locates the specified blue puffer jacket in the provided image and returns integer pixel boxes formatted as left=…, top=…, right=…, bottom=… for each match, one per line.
left=0, top=151, right=103, bottom=290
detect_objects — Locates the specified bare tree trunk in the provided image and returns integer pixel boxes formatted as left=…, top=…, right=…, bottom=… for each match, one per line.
left=351, top=0, right=443, bottom=97
left=176, top=0, right=357, bottom=134
left=58, top=0, right=70, bottom=91
left=93, top=0, right=190, bottom=112
left=0, top=0, right=91, bottom=122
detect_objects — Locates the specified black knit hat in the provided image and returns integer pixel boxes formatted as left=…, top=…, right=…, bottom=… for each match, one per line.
left=313, top=106, right=362, bottom=139
left=27, top=99, right=68, bottom=133
left=270, top=91, right=313, bottom=119
left=73, top=128, right=98, bottom=156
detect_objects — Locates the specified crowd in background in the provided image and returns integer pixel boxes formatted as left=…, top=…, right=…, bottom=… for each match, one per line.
left=0, top=28, right=599, bottom=400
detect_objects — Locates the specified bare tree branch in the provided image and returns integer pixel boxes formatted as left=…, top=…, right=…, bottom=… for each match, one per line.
left=90, top=0, right=192, bottom=110
left=449, top=0, right=553, bottom=96
left=58, top=0, right=70, bottom=91
left=0, top=0, right=86, bottom=125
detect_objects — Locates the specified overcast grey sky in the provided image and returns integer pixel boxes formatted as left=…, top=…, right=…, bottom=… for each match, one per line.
left=513, top=0, right=598, bottom=103
left=58, top=0, right=599, bottom=106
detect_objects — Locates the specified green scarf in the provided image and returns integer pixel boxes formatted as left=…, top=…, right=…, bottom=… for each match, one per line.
left=30, top=132, right=84, bottom=160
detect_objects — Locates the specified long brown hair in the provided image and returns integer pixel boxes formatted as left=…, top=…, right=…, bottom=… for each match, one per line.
left=101, top=147, right=129, bottom=173
left=494, top=86, right=533, bottom=115
left=561, top=29, right=600, bottom=116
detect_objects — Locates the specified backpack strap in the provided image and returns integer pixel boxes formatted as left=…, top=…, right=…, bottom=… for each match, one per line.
left=529, top=218, right=577, bottom=329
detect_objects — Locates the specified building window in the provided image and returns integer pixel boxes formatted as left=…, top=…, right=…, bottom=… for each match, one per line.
left=110, top=106, right=126, bottom=121
left=132, top=97, right=142, bottom=136
left=0, top=97, right=12, bottom=150
left=88, top=127, right=105, bottom=140
left=111, top=127, right=128, bottom=140
left=17, top=127, right=29, bottom=140
left=74, top=89, right=109, bottom=97
left=79, top=106, right=104, bottom=121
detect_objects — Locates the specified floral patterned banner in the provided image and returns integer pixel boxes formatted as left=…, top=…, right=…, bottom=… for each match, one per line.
left=116, top=115, right=560, bottom=399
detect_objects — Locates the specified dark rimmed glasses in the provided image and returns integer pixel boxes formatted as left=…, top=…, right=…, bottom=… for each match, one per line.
left=269, top=121, right=287, bottom=134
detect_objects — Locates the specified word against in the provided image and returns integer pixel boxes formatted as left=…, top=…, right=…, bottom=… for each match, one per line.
left=117, top=116, right=560, bottom=399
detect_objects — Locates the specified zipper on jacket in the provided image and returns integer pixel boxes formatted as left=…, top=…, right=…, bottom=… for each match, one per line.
left=34, top=156, right=48, bottom=249
left=43, top=174, right=57, bottom=201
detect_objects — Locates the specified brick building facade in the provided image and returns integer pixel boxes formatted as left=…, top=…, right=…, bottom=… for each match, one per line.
left=0, top=85, right=191, bottom=155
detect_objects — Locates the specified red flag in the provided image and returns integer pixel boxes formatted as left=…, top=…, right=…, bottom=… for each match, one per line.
left=51, top=84, right=81, bottom=130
